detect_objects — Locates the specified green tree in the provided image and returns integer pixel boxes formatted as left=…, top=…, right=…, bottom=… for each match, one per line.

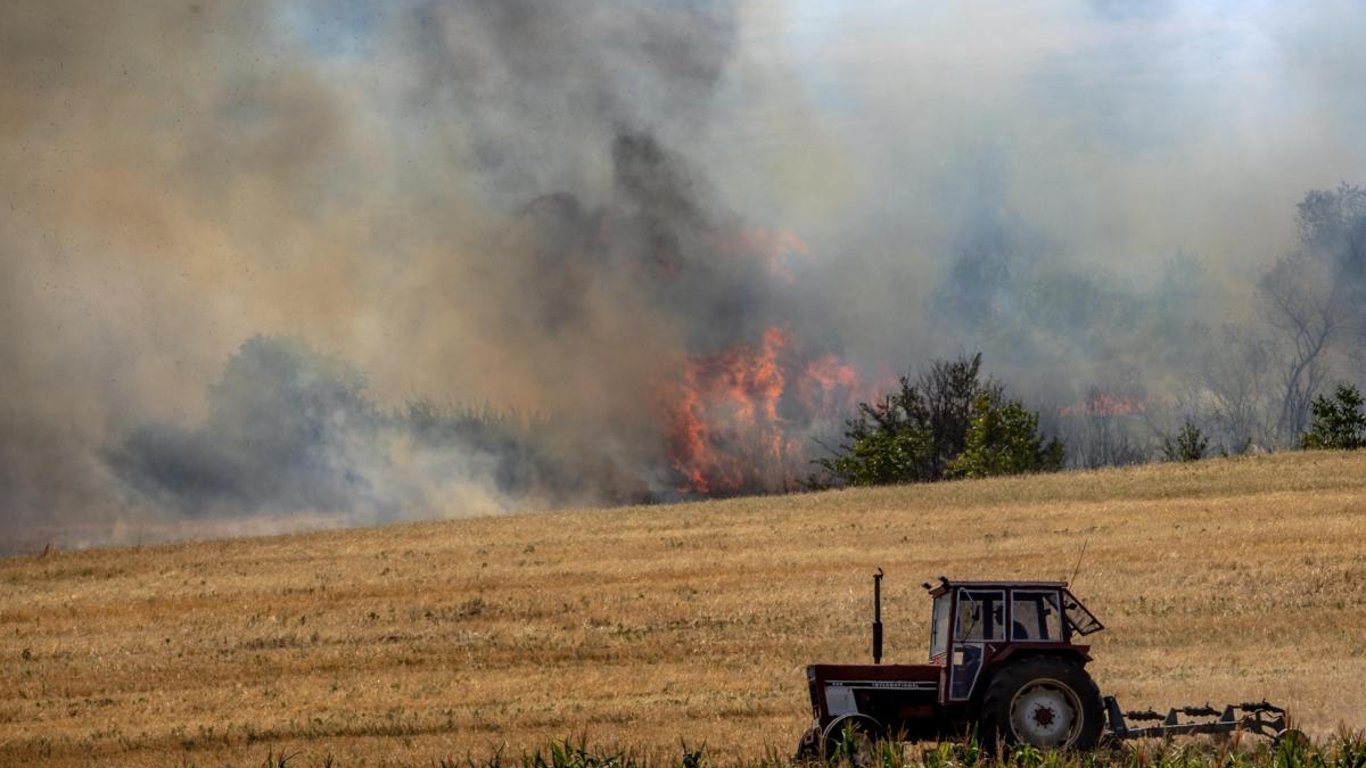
left=1301, top=384, right=1366, bottom=449
left=816, top=354, right=1063, bottom=486
left=1163, top=421, right=1210, bottom=462
left=947, top=393, right=1065, bottom=479
left=816, top=418, right=933, bottom=487
left=815, top=354, right=994, bottom=486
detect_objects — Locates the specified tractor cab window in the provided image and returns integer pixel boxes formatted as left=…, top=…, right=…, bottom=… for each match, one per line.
left=954, top=590, right=1006, bottom=642
left=1062, top=589, right=1105, bottom=635
left=1010, top=590, right=1063, bottom=641
left=930, top=593, right=952, bottom=658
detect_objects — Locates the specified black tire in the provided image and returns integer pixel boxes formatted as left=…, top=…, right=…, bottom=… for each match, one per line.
left=821, top=714, right=887, bottom=764
left=981, top=656, right=1104, bottom=751
left=795, top=725, right=821, bottom=761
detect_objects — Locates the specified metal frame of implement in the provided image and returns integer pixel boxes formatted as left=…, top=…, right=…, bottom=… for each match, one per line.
left=1104, top=697, right=1292, bottom=742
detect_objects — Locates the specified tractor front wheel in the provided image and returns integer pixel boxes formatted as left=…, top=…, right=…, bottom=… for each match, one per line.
left=982, top=656, right=1103, bottom=751
left=821, top=714, right=887, bottom=764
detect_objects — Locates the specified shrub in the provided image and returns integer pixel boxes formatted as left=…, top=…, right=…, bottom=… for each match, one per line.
left=1163, top=421, right=1210, bottom=462
left=1301, top=384, right=1366, bottom=450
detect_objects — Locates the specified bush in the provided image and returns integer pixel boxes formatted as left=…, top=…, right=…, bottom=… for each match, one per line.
left=1301, top=384, right=1366, bottom=449
left=1163, top=421, right=1210, bottom=462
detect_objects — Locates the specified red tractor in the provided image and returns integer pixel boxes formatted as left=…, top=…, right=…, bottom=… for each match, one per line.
left=796, top=573, right=1294, bottom=757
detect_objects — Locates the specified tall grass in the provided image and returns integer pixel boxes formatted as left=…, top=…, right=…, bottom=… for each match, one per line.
left=244, top=735, right=1366, bottom=768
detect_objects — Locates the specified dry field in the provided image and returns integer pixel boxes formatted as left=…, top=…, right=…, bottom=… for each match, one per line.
left=2, top=451, right=1364, bottom=767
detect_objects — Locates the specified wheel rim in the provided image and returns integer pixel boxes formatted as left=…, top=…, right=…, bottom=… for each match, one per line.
left=844, top=729, right=878, bottom=767
left=1008, top=678, right=1083, bottom=748
left=823, top=718, right=884, bottom=766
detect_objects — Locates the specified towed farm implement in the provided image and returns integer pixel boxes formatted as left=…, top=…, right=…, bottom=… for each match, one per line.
left=796, top=573, right=1301, bottom=757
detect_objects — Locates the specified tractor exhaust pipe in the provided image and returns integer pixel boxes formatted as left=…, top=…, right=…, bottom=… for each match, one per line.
left=872, top=568, right=884, bottom=664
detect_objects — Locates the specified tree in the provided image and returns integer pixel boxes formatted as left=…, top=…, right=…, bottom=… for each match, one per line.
left=1301, top=384, right=1366, bottom=450
left=1260, top=253, right=1343, bottom=443
left=1298, top=184, right=1366, bottom=385
left=1296, top=183, right=1366, bottom=279
left=948, top=392, right=1065, bottom=479
left=815, top=354, right=993, bottom=486
left=815, top=417, right=933, bottom=487
left=816, top=354, right=1063, bottom=486
left=1162, top=421, right=1209, bottom=462
left=1197, top=326, right=1277, bottom=454
left=1258, top=184, right=1366, bottom=445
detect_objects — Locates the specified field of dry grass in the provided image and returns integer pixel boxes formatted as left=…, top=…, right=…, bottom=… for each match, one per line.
left=1, top=451, right=1364, bottom=767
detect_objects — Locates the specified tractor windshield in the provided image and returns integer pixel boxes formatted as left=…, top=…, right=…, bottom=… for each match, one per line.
left=1010, top=590, right=1063, bottom=641
left=1062, top=589, right=1104, bottom=635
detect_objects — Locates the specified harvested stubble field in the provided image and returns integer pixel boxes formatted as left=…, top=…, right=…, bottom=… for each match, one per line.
left=1, top=451, right=1364, bottom=767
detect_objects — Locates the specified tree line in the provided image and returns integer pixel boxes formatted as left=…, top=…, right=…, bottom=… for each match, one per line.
left=811, top=182, right=1366, bottom=487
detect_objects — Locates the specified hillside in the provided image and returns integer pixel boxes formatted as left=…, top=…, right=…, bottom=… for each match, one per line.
left=2, top=452, right=1364, bottom=767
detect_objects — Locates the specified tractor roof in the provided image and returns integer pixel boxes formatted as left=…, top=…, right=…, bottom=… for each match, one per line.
left=922, top=577, right=1105, bottom=636
left=922, top=577, right=1070, bottom=597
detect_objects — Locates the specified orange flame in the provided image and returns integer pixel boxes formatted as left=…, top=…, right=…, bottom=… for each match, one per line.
left=798, top=354, right=860, bottom=414
left=1060, top=392, right=1147, bottom=417
left=665, top=326, right=863, bottom=495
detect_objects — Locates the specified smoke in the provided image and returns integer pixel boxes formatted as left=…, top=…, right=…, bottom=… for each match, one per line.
left=398, top=0, right=738, bottom=210
left=3, top=1, right=1366, bottom=552
left=767, top=1, right=1366, bottom=402
left=111, top=336, right=551, bottom=522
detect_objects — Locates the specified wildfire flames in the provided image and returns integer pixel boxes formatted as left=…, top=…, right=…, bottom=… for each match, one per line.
left=665, top=326, right=862, bottom=495
left=1060, top=392, right=1148, bottom=418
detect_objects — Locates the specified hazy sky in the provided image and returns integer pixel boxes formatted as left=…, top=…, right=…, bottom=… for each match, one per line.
left=747, top=1, right=1366, bottom=261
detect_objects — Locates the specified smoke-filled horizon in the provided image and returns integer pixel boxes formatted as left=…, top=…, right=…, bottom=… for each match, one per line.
left=4, top=1, right=1366, bottom=553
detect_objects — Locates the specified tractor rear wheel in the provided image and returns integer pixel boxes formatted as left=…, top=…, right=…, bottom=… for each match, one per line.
left=982, top=656, right=1103, bottom=751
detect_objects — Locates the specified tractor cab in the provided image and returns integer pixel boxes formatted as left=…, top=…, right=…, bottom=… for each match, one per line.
left=925, top=577, right=1103, bottom=704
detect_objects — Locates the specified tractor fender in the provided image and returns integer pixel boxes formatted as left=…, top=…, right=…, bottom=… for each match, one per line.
left=991, top=643, right=1091, bottom=666
left=969, top=646, right=1094, bottom=722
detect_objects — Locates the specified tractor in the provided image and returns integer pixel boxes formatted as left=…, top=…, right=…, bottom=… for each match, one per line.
left=796, top=573, right=1295, bottom=758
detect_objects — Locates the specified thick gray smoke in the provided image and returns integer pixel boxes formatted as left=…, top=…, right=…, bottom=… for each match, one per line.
left=401, top=0, right=738, bottom=210
left=111, top=336, right=557, bottom=521
left=4, top=1, right=1366, bottom=553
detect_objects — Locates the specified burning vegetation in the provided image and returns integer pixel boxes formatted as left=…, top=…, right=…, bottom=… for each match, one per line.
left=5, top=0, right=1366, bottom=549
left=666, top=326, right=863, bottom=495
left=114, top=126, right=873, bottom=517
